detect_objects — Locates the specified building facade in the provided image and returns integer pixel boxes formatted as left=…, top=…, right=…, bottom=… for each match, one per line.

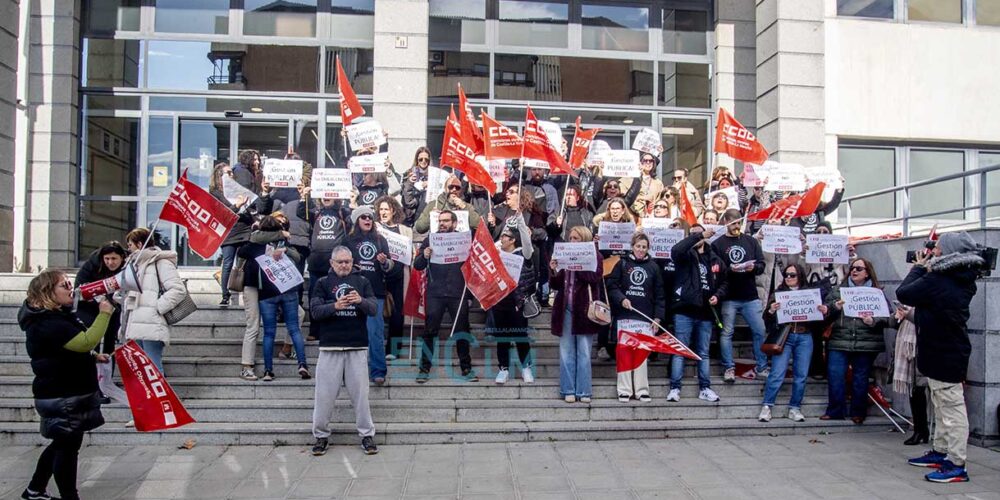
left=2, top=0, right=1000, bottom=271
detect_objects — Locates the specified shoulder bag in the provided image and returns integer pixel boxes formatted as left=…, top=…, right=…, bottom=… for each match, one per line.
left=586, top=279, right=612, bottom=326
left=154, top=263, right=198, bottom=325
left=227, top=257, right=246, bottom=292
left=761, top=324, right=792, bottom=356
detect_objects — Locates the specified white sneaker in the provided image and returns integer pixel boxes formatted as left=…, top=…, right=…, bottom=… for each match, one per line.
left=758, top=405, right=772, bottom=422
left=385, top=354, right=396, bottom=361
left=666, top=388, right=681, bottom=402
left=564, top=395, right=576, bottom=403
left=788, top=408, right=805, bottom=422
left=597, top=347, right=611, bottom=361
left=699, top=387, right=720, bottom=402
left=521, top=366, right=534, bottom=384
left=495, top=368, right=509, bottom=385
left=724, top=367, right=736, bottom=384
left=757, top=367, right=771, bottom=379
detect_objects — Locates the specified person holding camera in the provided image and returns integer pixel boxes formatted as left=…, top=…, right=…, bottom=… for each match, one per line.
left=897, top=232, right=985, bottom=483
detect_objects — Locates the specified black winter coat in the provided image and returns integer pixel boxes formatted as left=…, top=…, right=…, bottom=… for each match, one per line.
left=896, top=252, right=982, bottom=383
left=413, top=238, right=467, bottom=299
left=671, top=233, right=728, bottom=318
left=73, top=249, right=123, bottom=353
left=237, top=232, right=303, bottom=300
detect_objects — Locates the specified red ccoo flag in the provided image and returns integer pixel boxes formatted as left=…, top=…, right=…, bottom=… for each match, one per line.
left=746, top=182, right=826, bottom=221
left=481, top=111, right=523, bottom=160
left=461, top=224, right=517, bottom=311
left=336, top=56, right=365, bottom=127
left=522, top=105, right=575, bottom=176
left=403, top=269, right=426, bottom=320
left=569, top=116, right=601, bottom=170
left=159, top=169, right=238, bottom=259
left=441, top=105, right=498, bottom=193
left=714, top=108, right=768, bottom=165
left=457, top=83, right=485, bottom=155
left=679, top=182, right=699, bottom=226
left=616, top=330, right=701, bottom=373
left=115, top=340, right=195, bottom=432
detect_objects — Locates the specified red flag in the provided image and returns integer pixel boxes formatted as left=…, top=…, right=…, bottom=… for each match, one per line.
left=482, top=111, right=523, bottom=160
left=336, top=55, right=365, bottom=127
left=159, top=170, right=238, bottom=259
left=461, top=224, right=517, bottom=311
left=403, top=269, right=426, bottom=320
left=522, top=106, right=575, bottom=176
left=746, top=182, right=826, bottom=221
left=616, top=330, right=701, bottom=373
left=115, top=340, right=195, bottom=432
left=442, top=105, right=498, bottom=193
left=927, top=224, right=939, bottom=242
left=569, top=116, right=601, bottom=170
left=714, top=108, right=768, bottom=164
left=679, top=182, right=698, bottom=226
left=457, top=83, right=484, bottom=154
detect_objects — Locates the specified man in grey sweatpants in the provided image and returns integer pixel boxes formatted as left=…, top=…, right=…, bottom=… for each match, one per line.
left=309, top=246, right=379, bottom=455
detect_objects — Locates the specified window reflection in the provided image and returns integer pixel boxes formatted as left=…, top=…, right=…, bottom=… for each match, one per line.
left=836, top=0, right=894, bottom=19
left=155, top=0, right=230, bottom=34
left=837, top=147, right=895, bottom=220
left=179, top=121, right=231, bottom=190
left=495, top=53, right=656, bottom=105
left=582, top=3, right=649, bottom=52
left=324, top=48, right=374, bottom=94
left=84, top=0, right=140, bottom=34
left=244, top=0, right=318, bottom=37
left=147, top=41, right=319, bottom=92
left=430, top=0, right=487, bottom=46
left=429, top=51, right=490, bottom=98
left=663, top=9, right=708, bottom=55
left=658, top=62, right=711, bottom=109
left=661, top=117, right=708, bottom=187
left=498, top=0, right=569, bottom=48
left=147, top=118, right=175, bottom=198
left=331, top=0, right=375, bottom=41
left=83, top=38, right=142, bottom=88
left=908, top=0, right=962, bottom=23
left=981, top=153, right=1000, bottom=218
left=909, top=150, right=964, bottom=220
left=79, top=201, right=137, bottom=261
left=83, top=116, right=139, bottom=197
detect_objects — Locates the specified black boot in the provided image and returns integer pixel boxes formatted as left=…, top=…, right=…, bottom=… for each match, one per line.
left=904, top=388, right=930, bottom=445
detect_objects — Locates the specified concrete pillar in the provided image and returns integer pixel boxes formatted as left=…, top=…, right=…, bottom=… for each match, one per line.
left=0, top=0, right=17, bottom=272
left=373, top=0, right=428, bottom=173
left=25, top=0, right=79, bottom=269
left=714, top=0, right=757, bottom=171
left=754, top=0, right=825, bottom=167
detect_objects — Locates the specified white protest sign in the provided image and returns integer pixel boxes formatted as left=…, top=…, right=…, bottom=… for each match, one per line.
left=805, top=166, right=843, bottom=190
left=762, top=224, right=802, bottom=254
left=839, top=287, right=890, bottom=318
left=429, top=230, right=471, bottom=264
left=806, top=234, right=850, bottom=264
left=499, top=250, right=523, bottom=281
left=704, top=187, right=740, bottom=212
left=263, top=158, right=303, bottom=188
left=598, top=221, right=637, bottom=251
left=346, top=120, right=387, bottom=152
left=552, top=242, right=598, bottom=272
left=348, top=153, right=389, bottom=174
left=775, top=288, right=823, bottom=324
left=222, top=174, right=258, bottom=207
left=641, top=218, right=683, bottom=259
left=742, top=163, right=766, bottom=187
left=603, top=150, right=641, bottom=178
left=617, top=318, right=653, bottom=336
left=586, top=140, right=612, bottom=167
left=765, top=163, right=807, bottom=192
left=429, top=210, right=470, bottom=233
left=702, top=224, right=726, bottom=243
left=425, top=166, right=448, bottom=203
left=631, top=128, right=663, bottom=156
left=310, top=168, right=352, bottom=199
left=255, top=254, right=304, bottom=293
left=377, top=226, right=412, bottom=266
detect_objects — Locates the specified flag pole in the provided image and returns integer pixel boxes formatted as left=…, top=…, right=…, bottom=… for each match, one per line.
left=557, top=179, right=569, bottom=222
left=449, top=286, right=469, bottom=339
left=625, top=307, right=668, bottom=336
left=408, top=321, right=415, bottom=360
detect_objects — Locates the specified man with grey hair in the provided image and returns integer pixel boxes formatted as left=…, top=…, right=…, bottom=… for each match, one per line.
left=309, top=246, right=379, bottom=456
left=898, top=231, right=984, bottom=483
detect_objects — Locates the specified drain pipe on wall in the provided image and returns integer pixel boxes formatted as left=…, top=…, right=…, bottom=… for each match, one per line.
left=13, top=0, right=32, bottom=272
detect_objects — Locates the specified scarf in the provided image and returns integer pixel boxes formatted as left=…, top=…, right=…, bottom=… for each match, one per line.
left=847, top=278, right=872, bottom=288
left=892, top=317, right=917, bottom=396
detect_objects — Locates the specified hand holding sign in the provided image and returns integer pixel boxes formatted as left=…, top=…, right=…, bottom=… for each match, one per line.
left=839, top=287, right=890, bottom=318
left=263, top=159, right=303, bottom=188
left=774, top=289, right=823, bottom=324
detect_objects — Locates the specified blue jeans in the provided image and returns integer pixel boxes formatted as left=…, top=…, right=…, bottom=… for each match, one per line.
left=219, top=244, right=238, bottom=300
left=559, top=309, right=594, bottom=398
left=367, top=298, right=386, bottom=379
left=259, top=291, right=307, bottom=372
left=670, top=313, right=712, bottom=390
left=720, top=299, right=768, bottom=372
left=762, top=333, right=813, bottom=409
left=137, top=339, right=165, bottom=375
left=826, top=350, right=875, bottom=419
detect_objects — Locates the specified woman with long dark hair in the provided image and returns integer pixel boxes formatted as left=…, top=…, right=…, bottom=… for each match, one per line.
left=73, top=241, right=127, bottom=354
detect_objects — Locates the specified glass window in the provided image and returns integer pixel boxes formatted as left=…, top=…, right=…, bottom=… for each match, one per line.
left=430, top=0, right=486, bottom=47
left=331, top=0, right=375, bottom=42
left=976, top=0, right=1000, bottom=26
left=661, top=117, right=709, bottom=187
left=82, top=38, right=143, bottom=88
left=86, top=94, right=141, bottom=112
left=155, top=0, right=230, bottom=34
left=908, top=0, right=962, bottom=23
left=429, top=51, right=490, bottom=98
left=147, top=41, right=319, bottom=92
left=836, top=0, right=894, bottom=18
left=149, top=96, right=318, bottom=115
left=146, top=117, right=175, bottom=198
left=909, top=149, right=964, bottom=220
left=492, top=106, right=653, bottom=127
left=84, top=0, right=141, bottom=34
left=324, top=48, right=374, bottom=94
left=82, top=116, right=140, bottom=197
left=498, top=0, right=569, bottom=48
left=179, top=120, right=231, bottom=190
left=663, top=9, right=708, bottom=55
left=837, top=146, right=895, bottom=220
left=981, top=152, right=1000, bottom=219
left=659, top=62, right=711, bottom=109
left=495, top=53, right=657, bottom=105
left=582, top=3, right=649, bottom=52
left=79, top=201, right=138, bottom=261
left=244, top=0, right=317, bottom=37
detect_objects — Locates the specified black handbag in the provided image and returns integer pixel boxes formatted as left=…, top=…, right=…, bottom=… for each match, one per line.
left=761, top=324, right=792, bottom=356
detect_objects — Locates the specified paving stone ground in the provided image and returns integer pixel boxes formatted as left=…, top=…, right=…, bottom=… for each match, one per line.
left=1, top=432, right=998, bottom=499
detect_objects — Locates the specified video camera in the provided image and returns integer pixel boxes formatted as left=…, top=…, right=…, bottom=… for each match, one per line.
left=905, top=239, right=998, bottom=278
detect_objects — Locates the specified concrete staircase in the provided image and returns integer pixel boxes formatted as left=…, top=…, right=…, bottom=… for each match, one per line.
left=0, top=271, right=891, bottom=446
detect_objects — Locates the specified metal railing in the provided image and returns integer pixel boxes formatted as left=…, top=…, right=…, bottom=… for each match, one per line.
left=836, top=163, right=1000, bottom=237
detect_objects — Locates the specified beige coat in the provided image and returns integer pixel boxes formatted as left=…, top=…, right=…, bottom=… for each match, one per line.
left=121, top=249, right=186, bottom=345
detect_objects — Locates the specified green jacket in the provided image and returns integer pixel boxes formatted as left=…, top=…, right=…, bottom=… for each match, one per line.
left=824, top=285, right=890, bottom=353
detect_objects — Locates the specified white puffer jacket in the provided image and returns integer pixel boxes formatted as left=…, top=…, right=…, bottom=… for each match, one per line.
left=121, top=249, right=186, bottom=345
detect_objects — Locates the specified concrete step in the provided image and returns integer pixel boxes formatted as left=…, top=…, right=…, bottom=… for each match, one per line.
left=0, top=417, right=893, bottom=446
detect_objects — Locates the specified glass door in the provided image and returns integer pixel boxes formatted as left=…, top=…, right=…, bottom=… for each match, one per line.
left=178, top=119, right=231, bottom=265
left=659, top=115, right=710, bottom=190
left=238, top=122, right=290, bottom=163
